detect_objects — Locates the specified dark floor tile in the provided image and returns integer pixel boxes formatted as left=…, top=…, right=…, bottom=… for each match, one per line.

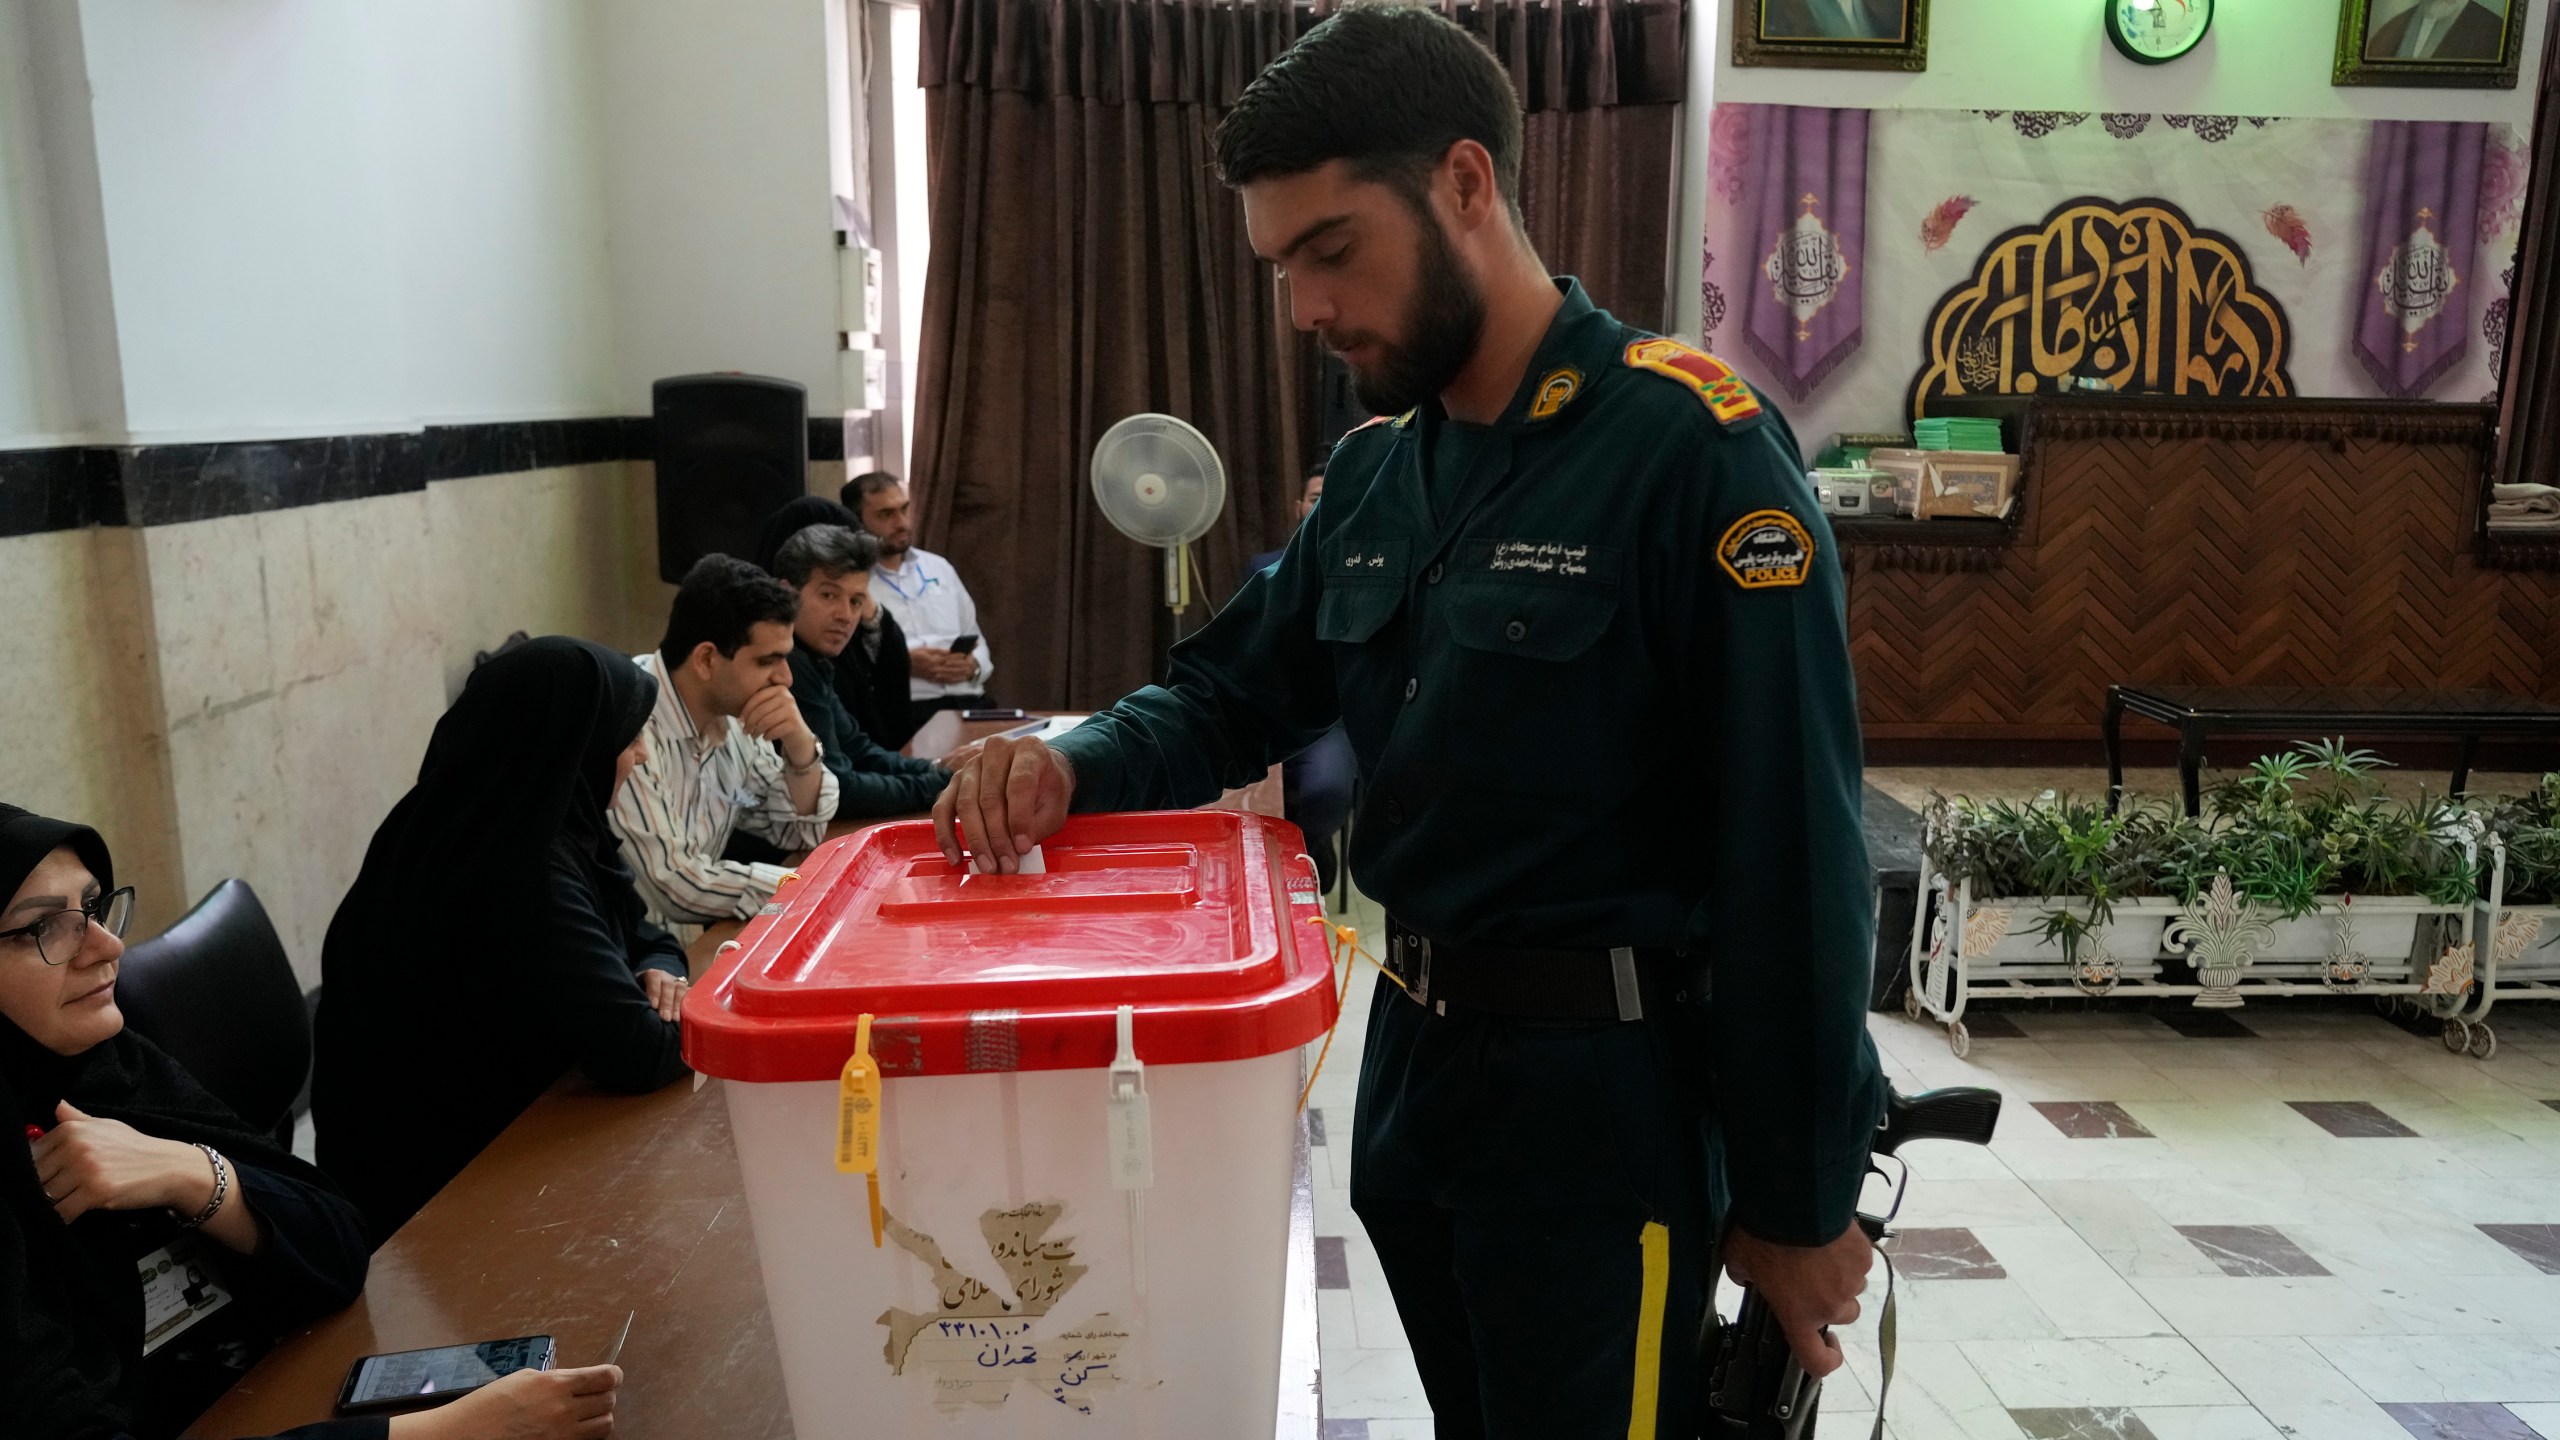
left=2175, top=1224, right=2332, bottom=1277
left=1314, top=1235, right=1350, bottom=1290
left=2008, top=1407, right=2161, bottom=1440
left=2288, top=1100, right=2420, bottom=1138
left=1886, top=1227, right=2007, bottom=1280
left=2155, top=1010, right=2258, bottom=1038
left=1308, top=1107, right=1328, bottom=1146
left=2381, top=1401, right=2546, bottom=1439
left=2477, top=1224, right=2560, bottom=1276
left=1960, top=1011, right=2028, bottom=1038
left=2031, top=1100, right=2156, bottom=1139
left=1321, top=1422, right=1370, bottom=1440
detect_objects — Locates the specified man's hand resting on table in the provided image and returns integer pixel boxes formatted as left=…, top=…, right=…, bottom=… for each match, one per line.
left=933, top=735, right=1075, bottom=873
left=388, top=1366, right=621, bottom=1440
left=1723, top=1221, right=1875, bottom=1377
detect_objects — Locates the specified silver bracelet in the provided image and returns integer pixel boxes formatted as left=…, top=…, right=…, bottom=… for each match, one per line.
left=175, top=1143, right=229, bottom=1230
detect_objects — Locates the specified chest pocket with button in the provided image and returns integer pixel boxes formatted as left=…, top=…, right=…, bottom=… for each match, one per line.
left=1442, top=578, right=1619, bottom=662
left=1315, top=537, right=1410, bottom=645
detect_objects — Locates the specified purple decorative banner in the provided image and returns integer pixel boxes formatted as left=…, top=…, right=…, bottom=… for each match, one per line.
left=1738, top=105, right=1869, bottom=401
left=2355, top=121, right=2487, bottom=398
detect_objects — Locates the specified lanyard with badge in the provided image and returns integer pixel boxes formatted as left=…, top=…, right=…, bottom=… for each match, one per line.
left=137, top=1234, right=233, bottom=1354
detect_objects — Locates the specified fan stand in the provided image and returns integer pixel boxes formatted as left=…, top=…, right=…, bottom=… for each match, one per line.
left=1163, top=543, right=1196, bottom=616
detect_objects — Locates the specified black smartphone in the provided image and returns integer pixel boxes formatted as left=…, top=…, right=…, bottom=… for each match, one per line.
left=962, top=708, right=1029, bottom=723
left=950, top=633, right=981, bottom=655
left=336, top=1335, right=555, bottom=1414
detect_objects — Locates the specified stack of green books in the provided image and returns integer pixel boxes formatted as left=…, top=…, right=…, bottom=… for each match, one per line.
left=1912, top=417, right=2006, bottom=453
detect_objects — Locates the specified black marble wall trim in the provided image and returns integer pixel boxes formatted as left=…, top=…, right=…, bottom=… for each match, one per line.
left=0, top=446, right=121, bottom=539
left=0, top=415, right=857, bottom=537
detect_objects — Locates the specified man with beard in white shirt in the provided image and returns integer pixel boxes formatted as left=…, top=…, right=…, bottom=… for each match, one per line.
left=844, top=471, right=997, bottom=736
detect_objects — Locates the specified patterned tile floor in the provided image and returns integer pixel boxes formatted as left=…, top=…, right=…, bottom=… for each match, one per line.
left=1305, top=879, right=2560, bottom=1438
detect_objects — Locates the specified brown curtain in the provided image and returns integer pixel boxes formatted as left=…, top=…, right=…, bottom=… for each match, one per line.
left=913, top=0, right=1687, bottom=711
left=2493, top=6, right=2560, bottom=516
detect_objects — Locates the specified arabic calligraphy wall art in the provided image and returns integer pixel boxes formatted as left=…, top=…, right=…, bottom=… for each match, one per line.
left=1907, top=195, right=2295, bottom=419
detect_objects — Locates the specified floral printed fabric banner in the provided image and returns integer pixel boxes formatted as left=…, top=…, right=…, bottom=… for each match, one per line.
left=2355, top=121, right=2488, bottom=399
left=1734, top=105, right=1870, bottom=401
left=1700, top=108, right=2531, bottom=450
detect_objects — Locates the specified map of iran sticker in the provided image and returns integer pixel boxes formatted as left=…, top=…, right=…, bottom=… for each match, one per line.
left=1716, top=509, right=1814, bottom=590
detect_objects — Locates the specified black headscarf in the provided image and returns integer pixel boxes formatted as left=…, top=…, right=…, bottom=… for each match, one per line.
left=329, top=636, right=656, bottom=919
left=315, top=637, right=664, bottom=1234
left=0, top=808, right=324, bottom=1437
left=752, top=496, right=863, bottom=574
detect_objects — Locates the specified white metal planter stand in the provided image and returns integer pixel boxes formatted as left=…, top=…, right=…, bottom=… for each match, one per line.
left=1905, top=849, right=2478, bottom=1058
left=2429, top=834, right=2560, bottom=1059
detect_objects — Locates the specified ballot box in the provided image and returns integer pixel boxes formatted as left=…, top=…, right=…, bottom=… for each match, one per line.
left=685, top=812, right=1337, bottom=1437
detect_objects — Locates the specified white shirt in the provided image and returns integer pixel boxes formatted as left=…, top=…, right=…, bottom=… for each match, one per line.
left=870, top=546, right=994, bottom=702
left=607, top=652, right=839, bottom=927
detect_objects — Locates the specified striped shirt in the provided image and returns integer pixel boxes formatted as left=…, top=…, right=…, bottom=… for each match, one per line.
left=607, top=652, right=838, bottom=927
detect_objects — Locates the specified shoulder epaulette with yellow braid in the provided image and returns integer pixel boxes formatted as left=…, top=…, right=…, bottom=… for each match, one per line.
left=1621, top=338, right=1763, bottom=428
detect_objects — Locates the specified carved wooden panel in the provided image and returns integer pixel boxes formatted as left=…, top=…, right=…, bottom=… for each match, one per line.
left=1846, top=399, right=2560, bottom=740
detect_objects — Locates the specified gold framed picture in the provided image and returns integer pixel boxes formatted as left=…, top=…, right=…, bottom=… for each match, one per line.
left=2335, top=0, right=2524, bottom=88
left=1733, top=0, right=1929, bottom=71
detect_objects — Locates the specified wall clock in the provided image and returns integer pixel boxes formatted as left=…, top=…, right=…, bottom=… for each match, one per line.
left=2107, top=0, right=2213, bottom=64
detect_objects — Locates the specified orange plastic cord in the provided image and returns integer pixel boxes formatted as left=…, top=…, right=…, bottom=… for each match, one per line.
left=1295, top=916, right=1406, bottom=1114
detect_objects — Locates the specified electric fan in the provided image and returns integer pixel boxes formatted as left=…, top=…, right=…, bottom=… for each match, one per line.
left=1089, top=413, right=1228, bottom=621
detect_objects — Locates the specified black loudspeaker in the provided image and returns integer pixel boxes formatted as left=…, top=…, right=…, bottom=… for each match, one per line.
left=652, top=373, right=808, bottom=583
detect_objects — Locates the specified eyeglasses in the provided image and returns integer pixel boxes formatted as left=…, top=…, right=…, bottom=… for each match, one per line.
left=0, top=887, right=136, bottom=966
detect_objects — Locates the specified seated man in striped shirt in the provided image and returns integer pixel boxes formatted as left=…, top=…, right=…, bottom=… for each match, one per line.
left=608, top=555, right=840, bottom=929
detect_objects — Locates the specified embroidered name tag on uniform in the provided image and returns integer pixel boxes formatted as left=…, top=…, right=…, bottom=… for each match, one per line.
left=1455, top=539, right=1621, bottom=585
left=1715, top=510, right=1814, bottom=590
left=138, top=1236, right=232, bottom=1355
left=1323, top=536, right=1408, bottom=580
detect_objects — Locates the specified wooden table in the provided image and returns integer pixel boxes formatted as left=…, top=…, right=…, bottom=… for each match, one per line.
left=190, top=773, right=1315, bottom=1438
left=2103, top=683, right=2560, bottom=816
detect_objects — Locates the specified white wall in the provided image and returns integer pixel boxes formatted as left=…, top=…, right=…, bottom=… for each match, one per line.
left=595, top=0, right=843, bottom=414
left=1713, top=0, right=2548, bottom=122
left=0, top=1, right=122, bottom=448
left=65, top=0, right=623, bottom=443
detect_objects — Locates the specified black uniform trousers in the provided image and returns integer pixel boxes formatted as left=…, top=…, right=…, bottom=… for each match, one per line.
left=1349, top=971, right=1716, bottom=1439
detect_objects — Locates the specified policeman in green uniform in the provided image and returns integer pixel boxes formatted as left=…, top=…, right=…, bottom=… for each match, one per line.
left=933, top=7, right=1884, bottom=1436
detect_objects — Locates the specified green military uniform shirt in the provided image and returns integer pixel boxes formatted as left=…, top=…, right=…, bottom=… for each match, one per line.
left=1053, top=279, right=1884, bottom=1245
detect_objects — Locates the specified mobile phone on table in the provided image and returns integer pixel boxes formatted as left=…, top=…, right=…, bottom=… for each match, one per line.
left=962, top=708, right=1029, bottom=723
left=336, top=1335, right=555, bottom=1414
left=950, top=633, right=981, bottom=655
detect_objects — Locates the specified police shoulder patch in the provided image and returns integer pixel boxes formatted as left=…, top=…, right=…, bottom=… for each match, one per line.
left=1715, top=509, right=1814, bottom=590
left=1622, top=338, right=1763, bottom=428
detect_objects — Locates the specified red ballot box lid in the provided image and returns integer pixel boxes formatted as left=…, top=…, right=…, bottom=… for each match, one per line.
left=684, top=812, right=1338, bottom=1081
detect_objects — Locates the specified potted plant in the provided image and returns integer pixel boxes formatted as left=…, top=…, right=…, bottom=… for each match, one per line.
left=2184, top=742, right=2477, bottom=998
left=1909, top=792, right=2187, bottom=1048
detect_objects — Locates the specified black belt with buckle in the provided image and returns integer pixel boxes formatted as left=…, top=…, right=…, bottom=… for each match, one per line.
left=1383, top=916, right=1689, bottom=1021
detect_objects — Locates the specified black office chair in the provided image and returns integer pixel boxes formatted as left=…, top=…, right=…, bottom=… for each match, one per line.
left=114, top=879, right=310, bottom=1150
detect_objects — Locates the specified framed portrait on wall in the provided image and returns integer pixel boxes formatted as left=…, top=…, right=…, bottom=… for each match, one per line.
left=1733, top=0, right=1928, bottom=71
left=2334, top=0, right=2524, bottom=87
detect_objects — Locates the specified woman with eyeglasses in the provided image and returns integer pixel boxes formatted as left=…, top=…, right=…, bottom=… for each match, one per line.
left=0, top=806, right=626, bottom=1439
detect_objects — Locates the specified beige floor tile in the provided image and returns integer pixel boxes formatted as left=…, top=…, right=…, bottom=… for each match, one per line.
left=1958, top=1336, right=2243, bottom=1408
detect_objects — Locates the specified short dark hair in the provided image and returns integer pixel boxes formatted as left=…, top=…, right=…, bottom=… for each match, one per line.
left=772, top=524, right=881, bottom=587
left=659, top=554, right=798, bottom=666
left=1215, top=4, right=1523, bottom=226
left=843, top=470, right=904, bottom=509
left=1306, top=462, right=1328, bottom=482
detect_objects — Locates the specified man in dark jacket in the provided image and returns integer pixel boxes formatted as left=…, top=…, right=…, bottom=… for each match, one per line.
left=771, top=525, right=950, bottom=819
left=2364, top=0, right=2508, bottom=61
